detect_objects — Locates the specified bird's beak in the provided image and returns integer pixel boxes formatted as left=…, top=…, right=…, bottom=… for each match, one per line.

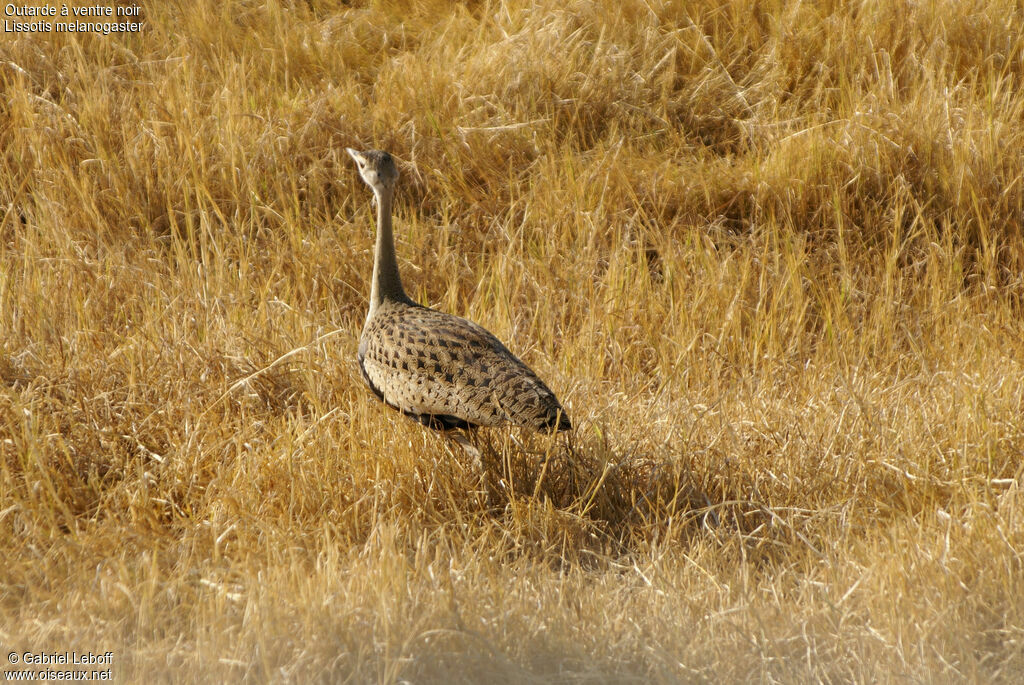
left=345, top=148, right=362, bottom=163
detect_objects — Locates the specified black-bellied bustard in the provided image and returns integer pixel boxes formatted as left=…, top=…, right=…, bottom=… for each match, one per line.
left=347, top=148, right=571, bottom=438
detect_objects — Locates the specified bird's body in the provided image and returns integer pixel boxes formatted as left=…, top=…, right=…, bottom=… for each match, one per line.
left=359, top=301, right=571, bottom=431
left=347, top=148, right=570, bottom=433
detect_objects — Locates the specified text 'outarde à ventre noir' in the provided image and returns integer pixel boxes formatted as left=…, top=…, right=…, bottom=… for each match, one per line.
left=3, top=4, right=144, bottom=33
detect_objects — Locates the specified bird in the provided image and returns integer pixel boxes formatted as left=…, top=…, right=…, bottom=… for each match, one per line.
left=346, top=147, right=571, bottom=434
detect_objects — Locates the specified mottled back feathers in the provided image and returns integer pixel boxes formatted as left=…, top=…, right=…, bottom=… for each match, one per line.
left=359, top=302, right=571, bottom=432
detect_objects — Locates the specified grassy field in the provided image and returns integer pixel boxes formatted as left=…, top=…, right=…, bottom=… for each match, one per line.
left=2, top=0, right=1024, bottom=681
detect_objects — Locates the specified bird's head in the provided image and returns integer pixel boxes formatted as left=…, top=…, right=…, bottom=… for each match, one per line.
left=346, top=148, right=399, bottom=196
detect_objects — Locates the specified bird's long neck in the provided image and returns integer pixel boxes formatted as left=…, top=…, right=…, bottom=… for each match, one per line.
left=368, top=186, right=408, bottom=320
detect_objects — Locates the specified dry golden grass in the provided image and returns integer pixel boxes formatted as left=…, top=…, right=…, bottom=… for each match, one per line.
left=2, top=0, right=1024, bottom=681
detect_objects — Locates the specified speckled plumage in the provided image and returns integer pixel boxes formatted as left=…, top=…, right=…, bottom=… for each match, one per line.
left=347, top=147, right=571, bottom=433
left=359, top=302, right=571, bottom=431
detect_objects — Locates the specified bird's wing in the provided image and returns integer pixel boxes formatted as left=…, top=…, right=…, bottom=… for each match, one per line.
left=359, top=304, right=569, bottom=430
